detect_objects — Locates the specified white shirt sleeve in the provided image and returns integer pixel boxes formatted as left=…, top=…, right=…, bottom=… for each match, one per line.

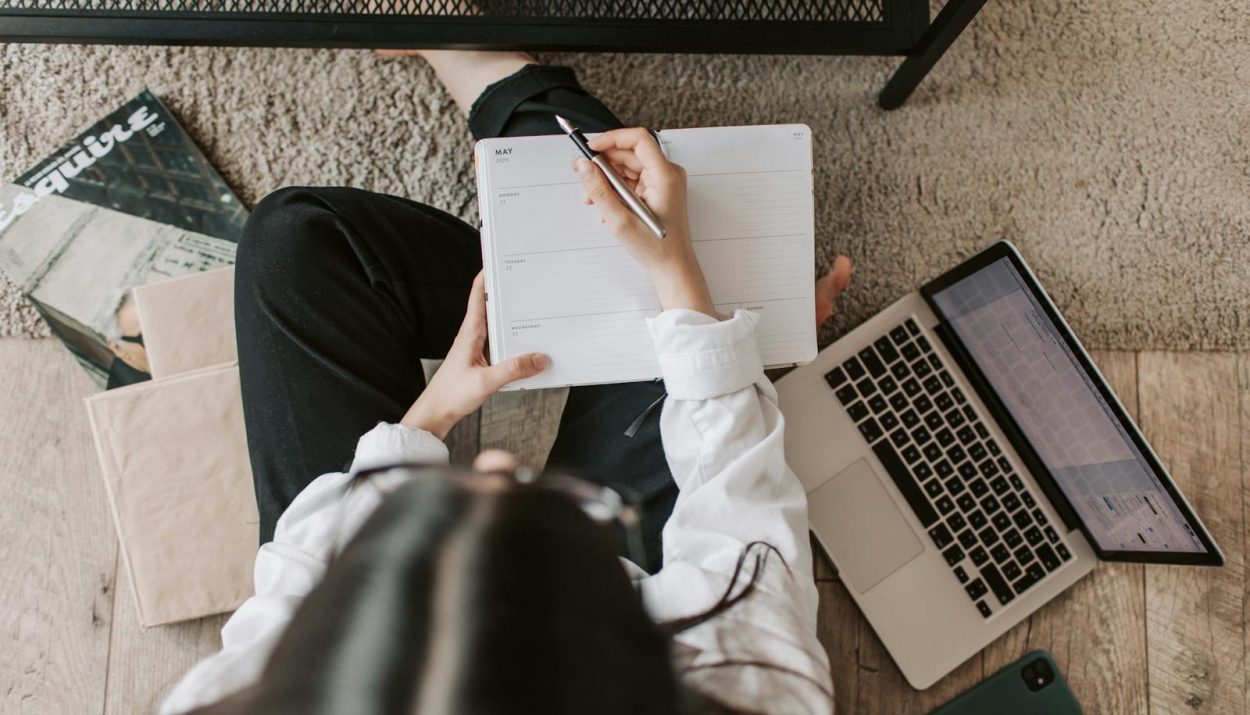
left=159, top=422, right=448, bottom=715
left=638, top=309, right=833, bottom=714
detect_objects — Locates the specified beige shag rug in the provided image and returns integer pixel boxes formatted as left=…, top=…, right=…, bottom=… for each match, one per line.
left=2, top=0, right=1247, bottom=349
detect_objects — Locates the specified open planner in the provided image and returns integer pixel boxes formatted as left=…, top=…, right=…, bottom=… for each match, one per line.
left=475, top=124, right=816, bottom=390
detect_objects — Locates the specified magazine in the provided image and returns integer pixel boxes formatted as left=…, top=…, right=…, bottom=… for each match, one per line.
left=0, top=89, right=247, bottom=389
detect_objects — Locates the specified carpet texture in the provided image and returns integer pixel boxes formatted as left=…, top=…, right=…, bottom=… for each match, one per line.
left=2, top=0, right=1247, bottom=349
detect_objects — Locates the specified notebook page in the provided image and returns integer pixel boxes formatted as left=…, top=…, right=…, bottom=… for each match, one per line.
left=477, top=124, right=815, bottom=389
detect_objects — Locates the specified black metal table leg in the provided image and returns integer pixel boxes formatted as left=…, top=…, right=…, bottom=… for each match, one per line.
left=878, top=0, right=990, bottom=109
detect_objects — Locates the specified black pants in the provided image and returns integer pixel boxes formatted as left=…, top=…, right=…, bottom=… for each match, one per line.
left=235, top=65, right=677, bottom=572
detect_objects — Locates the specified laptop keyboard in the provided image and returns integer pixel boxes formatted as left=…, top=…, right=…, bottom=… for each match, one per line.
left=824, top=318, right=1073, bottom=619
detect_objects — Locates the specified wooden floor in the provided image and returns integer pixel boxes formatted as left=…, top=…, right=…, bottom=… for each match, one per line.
left=1, top=340, right=1245, bottom=714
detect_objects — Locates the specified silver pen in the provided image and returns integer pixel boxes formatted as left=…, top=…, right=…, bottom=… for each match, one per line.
left=555, top=114, right=667, bottom=238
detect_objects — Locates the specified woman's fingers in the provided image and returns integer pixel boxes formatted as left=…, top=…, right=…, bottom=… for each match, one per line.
left=454, top=272, right=489, bottom=343
left=574, top=158, right=638, bottom=233
left=588, top=128, right=668, bottom=168
left=482, top=353, right=549, bottom=392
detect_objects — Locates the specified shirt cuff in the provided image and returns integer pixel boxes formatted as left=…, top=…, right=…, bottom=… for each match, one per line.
left=647, top=309, right=764, bottom=400
left=349, top=422, right=450, bottom=472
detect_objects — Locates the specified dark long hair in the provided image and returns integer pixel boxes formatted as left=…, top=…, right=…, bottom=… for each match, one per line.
left=188, top=472, right=784, bottom=715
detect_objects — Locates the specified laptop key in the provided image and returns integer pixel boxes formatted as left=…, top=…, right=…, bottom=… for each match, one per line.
left=879, top=412, right=899, bottom=431
left=844, top=357, right=865, bottom=380
left=1012, top=571, right=1040, bottom=595
left=874, top=336, right=900, bottom=364
left=991, top=512, right=1011, bottom=531
left=905, top=318, right=920, bottom=336
left=954, top=565, right=969, bottom=583
left=890, top=393, right=909, bottom=411
left=957, top=494, right=977, bottom=512
left=1009, top=475, right=1025, bottom=491
left=942, top=544, right=964, bottom=566
left=1022, top=492, right=1036, bottom=509
left=1014, top=545, right=1035, bottom=566
left=928, top=354, right=943, bottom=372
left=1024, top=526, right=1044, bottom=546
left=901, top=409, right=920, bottom=428
left=912, top=426, right=932, bottom=445
left=946, top=408, right=966, bottom=429
left=892, top=361, right=911, bottom=381
left=952, top=387, right=967, bottom=404
left=913, top=359, right=932, bottom=379
left=997, top=456, right=1012, bottom=473
left=924, top=411, right=944, bottom=431
left=901, top=343, right=921, bottom=362
left=990, top=543, right=1011, bottom=563
left=1056, top=544, right=1072, bottom=561
left=879, top=376, right=898, bottom=395
left=958, top=529, right=978, bottom=549
left=924, top=479, right=944, bottom=498
left=980, top=564, right=1015, bottom=606
left=914, top=395, right=934, bottom=414
left=858, top=418, right=883, bottom=443
left=1002, top=561, right=1023, bottom=581
left=969, top=442, right=988, bottom=462
left=958, top=461, right=978, bottom=479
left=835, top=384, right=857, bottom=405
left=1026, top=563, right=1045, bottom=580
left=923, top=443, right=942, bottom=462
left=990, top=476, right=1010, bottom=496
left=975, top=422, right=990, bottom=439
left=936, top=428, right=955, bottom=447
left=976, top=600, right=993, bottom=618
left=859, top=347, right=886, bottom=378
left=935, top=459, right=953, bottom=478
left=970, top=546, right=989, bottom=566
left=946, top=444, right=967, bottom=464
left=957, top=426, right=977, bottom=445
left=969, top=478, right=990, bottom=497
left=846, top=401, right=869, bottom=422
left=890, top=325, right=910, bottom=345
left=979, top=527, right=1001, bottom=547
left=948, top=512, right=967, bottom=532
left=944, top=478, right=965, bottom=497
left=871, top=441, right=937, bottom=527
left=962, top=405, right=977, bottom=423
left=1002, top=493, right=1022, bottom=512
left=1013, top=510, right=1033, bottom=530
left=940, top=370, right=955, bottom=388
left=824, top=367, right=848, bottom=388
left=987, top=439, right=1001, bottom=456
left=901, top=444, right=922, bottom=464
left=1037, top=543, right=1062, bottom=572
left=978, top=459, right=999, bottom=478
left=869, top=395, right=888, bottom=414
left=1032, top=508, right=1049, bottom=526
left=928, top=523, right=954, bottom=549
left=917, top=335, right=932, bottom=352
left=856, top=377, right=877, bottom=398
left=935, top=392, right=955, bottom=412
left=890, top=428, right=909, bottom=448
left=935, top=495, right=955, bottom=515
left=914, top=463, right=933, bottom=481
left=1044, top=526, right=1059, bottom=543
left=965, top=578, right=988, bottom=600
left=924, top=376, right=943, bottom=396
left=967, top=510, right=988, bottom=529
left=1003, top=528, right=1023, bottom=548
left=902, top=379, right=922, bottom=397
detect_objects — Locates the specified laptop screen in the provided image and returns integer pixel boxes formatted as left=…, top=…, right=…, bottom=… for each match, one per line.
left=929, top=257, right=1208, bottom=554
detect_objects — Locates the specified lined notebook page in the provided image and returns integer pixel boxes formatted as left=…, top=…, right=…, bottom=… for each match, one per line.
left=476, top=124, right=815, bottom=390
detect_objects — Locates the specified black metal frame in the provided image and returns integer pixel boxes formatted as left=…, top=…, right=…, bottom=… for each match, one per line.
left=0, top=0, right=987, bottom=108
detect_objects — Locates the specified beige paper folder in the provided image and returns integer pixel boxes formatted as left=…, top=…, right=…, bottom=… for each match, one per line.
left=86, top=364, right=258, bottom=627
left=133, top=267, right=237, bottom=378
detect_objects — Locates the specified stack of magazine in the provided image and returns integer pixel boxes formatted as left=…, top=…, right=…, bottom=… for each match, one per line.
left=0, top=89, right=247, bottom=389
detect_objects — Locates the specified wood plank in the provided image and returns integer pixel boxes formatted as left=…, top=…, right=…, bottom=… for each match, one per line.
left=982, top=351, right=1148, bottom=714
left=102, top=578, right=229, bottom=714
left=479, top=388, right=568, bottom=471
left=0, top=340, right=116, bottom=715
left=1241, top=353, right=1250, bottom=715
left=1140, top=352, right=1245, bottom=714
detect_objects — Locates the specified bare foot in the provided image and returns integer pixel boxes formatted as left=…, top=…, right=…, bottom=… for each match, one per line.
left=816, top=255, right=852, bottom=328
left=375, top=49, right=535, bottom=115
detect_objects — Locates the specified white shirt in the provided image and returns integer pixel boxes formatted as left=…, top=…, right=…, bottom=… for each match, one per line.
left=161, top=309, right=834, bottom=715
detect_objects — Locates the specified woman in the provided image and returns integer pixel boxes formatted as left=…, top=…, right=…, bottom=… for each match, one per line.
left=161, top=50, right=854, bottom=715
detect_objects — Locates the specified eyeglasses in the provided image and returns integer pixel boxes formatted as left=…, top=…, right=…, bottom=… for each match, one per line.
left=119, top=333, right=144, bottom=347
left=349, top=462, right=647, bottom=567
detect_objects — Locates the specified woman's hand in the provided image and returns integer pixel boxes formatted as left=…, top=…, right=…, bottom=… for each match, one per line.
left=816, top=255, right=853, bottom=327
left=573, top=128, right=717, bottom=318
left=401, top=272, right=548, bottom=440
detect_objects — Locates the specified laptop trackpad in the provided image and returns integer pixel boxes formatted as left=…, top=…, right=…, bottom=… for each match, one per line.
left=809, top=459, right=924, bottom=594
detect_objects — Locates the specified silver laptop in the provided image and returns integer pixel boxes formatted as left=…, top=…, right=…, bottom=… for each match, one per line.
left=777, top=241, right=1223, bottom=689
